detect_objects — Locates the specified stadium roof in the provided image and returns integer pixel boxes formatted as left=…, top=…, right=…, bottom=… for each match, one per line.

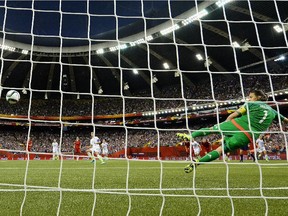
left=0, top=0, right=287, bottom=98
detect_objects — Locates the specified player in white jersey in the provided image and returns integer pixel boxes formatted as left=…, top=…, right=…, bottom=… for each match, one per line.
left=191, top=139, right=201, bottom=160
left=52, top=139, right=59, bottom=160
left=256, top=135, right=269, bottom=161
left=86, top=132, right=105, bottom=164
left=101, top=139, right=109, bottom=161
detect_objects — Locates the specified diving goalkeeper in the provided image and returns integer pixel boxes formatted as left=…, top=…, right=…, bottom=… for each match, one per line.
left=177, top=89, right=288, bottom=173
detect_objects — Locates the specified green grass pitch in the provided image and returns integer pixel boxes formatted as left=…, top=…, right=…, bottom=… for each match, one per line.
left=0, top=159, right=288, bottom=216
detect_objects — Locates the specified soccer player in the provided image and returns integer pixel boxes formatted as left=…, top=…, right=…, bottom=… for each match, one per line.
left=177, top=89, right=288, bottom=173
left=74, top=137, right=81, bottom=154
left=239, top=144, right=255, bottom=162
left=191, top=139, right=201, bottom=160
left=86, top=132, right=105, bottom=164
left=182, top=138, right=191, bottom=161
left=26, top=137, right=33, bottom=152
left=256, top=135, right=269, bottom=161
left=52, top=139, right=59, bottom=160
left=101, top=139, right=109, bottom=161
left=199, top=138, right=211, bottom=155
left=23, top=137, right=33, bottom=160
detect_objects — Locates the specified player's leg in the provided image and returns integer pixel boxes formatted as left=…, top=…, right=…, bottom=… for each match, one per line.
left=184, top=132, right=250, bottom=173
left=191, top=121, right=233, bottom=139
left=52, top=150, right=56, bottom=160
left=224, top=152, right=231, bottom=161
left=257, top=149, right=262, bottom=160
left=239, top=149, right=244, bottom=162
left=248, top=149, right=255, bottom=162
left=185, top=146, right=190, bottom=161
left=87, top=149, right=95, bottom=161
left=263, top=150, right=269, bottom=161
left=95, top=151, right=105, bottom=164
left=103, top=151, right=108, bottom=161
left=193, top=148, right=201, bottom=160
left=239, top=145, right=249, bottom=162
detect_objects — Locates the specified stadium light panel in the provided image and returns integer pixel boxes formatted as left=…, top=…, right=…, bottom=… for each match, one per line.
left=22, top=88, right=27, bottom=94
left=146, top=35, right=153, bottom=41
left=133, top=69, right=139, bottom=74
left=274, top=55, right=285, bottom=61
left=241, top=42, right=251, bottom=52
left=216, top=0, right=234, bottom=7
left=0, top=44, right=16, bottom=52
left=204, top=58, right=212, bottom=67
left=21, top=49, right=29, bottom=55
left=96, top=49, right=104, bottom=54
left=196, top=54, right=203, bottom=60
left=182, top=9, right=208, bottom=26
left=232, top=41, right=240, bottom=48
left=273, top=25, right=283, bottom=33
left=98, top=87, right=103, bottom=94
left=152, top=76, right=158, bottom=83
left=160, top=24, right=180, bottom=35
left=124, top=83, right=129, bottom=90
left=163, top=62, right=170, bottom=69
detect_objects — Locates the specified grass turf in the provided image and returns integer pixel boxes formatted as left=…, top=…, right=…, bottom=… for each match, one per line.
left=0, top=159, right=287, bottom=215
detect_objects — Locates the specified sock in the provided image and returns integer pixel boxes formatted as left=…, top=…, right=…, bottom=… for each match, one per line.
left=192, top=128, right=212, bottom=138
left=250, top=153, right=255, bottom=161
left=88, top=152, right=95, bottom=160
left=199, top=150, right=220, bottom=163
left=98, top=155, right=104, bottom=162
left=265, top=155, right=269, bottom=160
left=240, top=154, right=243, bottom=161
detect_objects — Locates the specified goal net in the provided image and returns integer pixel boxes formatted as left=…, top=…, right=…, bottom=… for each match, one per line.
left=0, top=0, right=288, bottom=215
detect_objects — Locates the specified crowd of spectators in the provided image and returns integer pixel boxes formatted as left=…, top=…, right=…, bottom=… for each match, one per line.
left=0, top=66, right=287, bottom=157
left=0, top=122, right=286, bottom=156
left=0, top=72, right=287, bottom=117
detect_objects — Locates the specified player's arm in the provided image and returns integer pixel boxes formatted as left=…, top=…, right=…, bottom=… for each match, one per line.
left=271, top=108, right=288, bottom=123
left=281, top=116, right=288, bottom=123
left=176, top=133, right=191, bottom=140
left=226, top=105, right=246, bottom=122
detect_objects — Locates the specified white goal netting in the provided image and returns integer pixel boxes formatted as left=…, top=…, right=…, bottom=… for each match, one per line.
left=0, top=0, right=288, bottom=215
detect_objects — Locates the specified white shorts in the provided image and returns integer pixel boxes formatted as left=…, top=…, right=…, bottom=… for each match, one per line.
left=53, top=148, right=59, bottom=153
left=257, top=147, right=266, bottom=153
left=102, top=149, right=108, bottom=155
left=193, top=148, right=200, bottom=155
left=90, top=146, right=101, bottom=154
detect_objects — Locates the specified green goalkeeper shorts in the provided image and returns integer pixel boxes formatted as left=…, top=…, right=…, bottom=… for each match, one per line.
left=212, top=120, right=252, bottom=153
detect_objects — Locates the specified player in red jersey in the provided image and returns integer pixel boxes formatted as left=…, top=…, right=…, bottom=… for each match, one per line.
left=182, top=138, right=191, bottom=161
left=22, top=137, right=32, bottom=160
left=199, top=138, right=211, bottom=155
left=27, top=138, right=32, bottom=151
left=74, top=137, right=81, bottom=154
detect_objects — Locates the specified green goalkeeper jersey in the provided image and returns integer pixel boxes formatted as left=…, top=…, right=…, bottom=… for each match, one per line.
left=234, top=101, right=284, bottom=133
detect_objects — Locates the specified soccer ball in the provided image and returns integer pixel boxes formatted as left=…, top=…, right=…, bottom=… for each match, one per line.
left=6, top=90, right=20, bottom=104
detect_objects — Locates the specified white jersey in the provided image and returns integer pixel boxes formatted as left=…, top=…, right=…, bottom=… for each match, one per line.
left=256, top=138, right=266, bottom=152
left=191, top=141, right=201, bottom=155
left=52, top=141, right=59, bottom=153
left=101, top=142, right=109, bottom=154
left=90, top=136, right=101, bottom=153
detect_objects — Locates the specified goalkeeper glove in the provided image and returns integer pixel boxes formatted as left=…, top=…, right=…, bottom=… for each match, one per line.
left=176, top=133, right=191, bottom=140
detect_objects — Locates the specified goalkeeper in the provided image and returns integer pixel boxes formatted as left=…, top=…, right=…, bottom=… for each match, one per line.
left=178, top=89, right=288, bottom=173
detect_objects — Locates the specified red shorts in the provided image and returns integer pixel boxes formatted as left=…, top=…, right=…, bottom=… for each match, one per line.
left=74, top=148, right=81, bottom=154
